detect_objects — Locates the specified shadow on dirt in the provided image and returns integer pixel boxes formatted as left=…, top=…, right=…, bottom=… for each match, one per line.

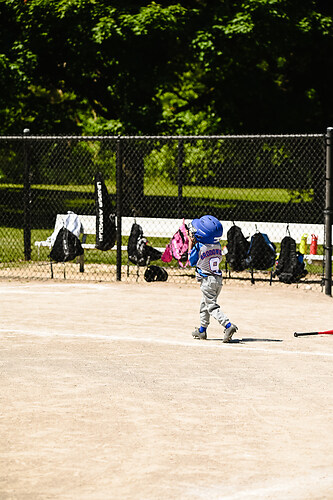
left=240, top=338, right=283, bottom=342
left=205, top=338, right=283, bottom=343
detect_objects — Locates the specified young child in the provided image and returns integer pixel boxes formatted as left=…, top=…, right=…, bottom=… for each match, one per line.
left=187, top=215, right=238, bottom=343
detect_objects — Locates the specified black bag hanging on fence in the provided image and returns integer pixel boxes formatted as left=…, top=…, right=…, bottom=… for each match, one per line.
left=274, top=235, right=308, bottom=283
left=244, top=232, right=276, bottom=270
left=127, top=222, right=162, bottom=266
left=49, top=227, right=84, bottom=262
left=94, top=172, right=116, bottom=251
left=226, top=224, right=250, bottom=271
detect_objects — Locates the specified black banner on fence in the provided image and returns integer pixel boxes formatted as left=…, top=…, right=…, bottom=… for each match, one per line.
left=94, top=172, right=116, bottom=251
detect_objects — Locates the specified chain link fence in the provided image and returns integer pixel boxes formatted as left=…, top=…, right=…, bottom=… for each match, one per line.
left=0, top=132, right=331, bottom=292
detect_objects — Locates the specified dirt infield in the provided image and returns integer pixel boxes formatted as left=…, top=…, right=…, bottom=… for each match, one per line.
left=1, top=280, right=333, bottom=499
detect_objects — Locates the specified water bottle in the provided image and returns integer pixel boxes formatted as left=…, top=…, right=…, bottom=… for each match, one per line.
left=310, top=234, right=318, bottom=255
left=299, top=233, right=308, bottom=254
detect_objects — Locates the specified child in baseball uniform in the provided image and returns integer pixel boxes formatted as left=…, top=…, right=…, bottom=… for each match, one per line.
left=187, top=215, right=238, bottom=343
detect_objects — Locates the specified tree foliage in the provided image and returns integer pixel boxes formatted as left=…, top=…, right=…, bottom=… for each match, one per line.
left=0, top=0, right=332, bottom=135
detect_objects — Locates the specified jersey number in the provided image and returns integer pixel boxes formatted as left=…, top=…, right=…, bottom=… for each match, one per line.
left=209, top=256, right=220, bottom=273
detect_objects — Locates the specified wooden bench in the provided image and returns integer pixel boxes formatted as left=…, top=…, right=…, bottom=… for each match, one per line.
left=34, top=214, right=328, bottom=276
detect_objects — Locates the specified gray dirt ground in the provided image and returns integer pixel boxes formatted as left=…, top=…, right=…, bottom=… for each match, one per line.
left=1, top=280, right=333, bottom=500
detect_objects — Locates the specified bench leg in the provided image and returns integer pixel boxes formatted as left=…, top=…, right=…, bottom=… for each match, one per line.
left=50, top=261, right=67, bottom=279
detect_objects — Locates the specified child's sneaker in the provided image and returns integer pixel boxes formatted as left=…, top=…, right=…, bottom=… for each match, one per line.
left=192, top=327, right=207, bottom=340
left=223, top=323, right=238, bottom=343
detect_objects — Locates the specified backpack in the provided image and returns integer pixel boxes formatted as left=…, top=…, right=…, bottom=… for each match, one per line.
left=244, top=232, right=276, bottom=270
left=274, top=235, right=308, bottom=283
left=161, top=219, right=189, bottom=267
left=127, top=223, right=162, bottom=266
left=49, top=227, right=84, bottom=263
left=226, top=224, right=250, bottom=271
left=47, top=211, right=82, bottom=247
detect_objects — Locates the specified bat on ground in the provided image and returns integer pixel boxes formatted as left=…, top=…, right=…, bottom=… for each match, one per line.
left=294, top=329, right=333, bottom=337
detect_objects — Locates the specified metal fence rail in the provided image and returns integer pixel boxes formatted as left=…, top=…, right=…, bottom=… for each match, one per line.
left=0, top=131, right=331, bottom=294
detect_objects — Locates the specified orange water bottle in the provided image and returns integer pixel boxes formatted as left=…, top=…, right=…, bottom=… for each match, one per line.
left=310, top=234, right=318, bottom=255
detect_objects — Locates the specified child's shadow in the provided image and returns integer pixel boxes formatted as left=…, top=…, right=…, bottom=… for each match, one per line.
left=241, top=338, right=283, bottom=343
left=207, top=338, right=283, bottom=343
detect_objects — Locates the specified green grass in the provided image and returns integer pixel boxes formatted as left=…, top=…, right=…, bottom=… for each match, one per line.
left=144, top=181, right=313, bottom=203
left=3, top=183, right=102, bottom=194
left=2, top=181, right=313, bottom=204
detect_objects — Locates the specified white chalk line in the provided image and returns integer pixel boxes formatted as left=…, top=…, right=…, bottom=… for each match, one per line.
left=0, top=283, right=112, bottom=294
left=189, top=472, right=333, bottom=500
left=1, top=328, right=333, bottom=358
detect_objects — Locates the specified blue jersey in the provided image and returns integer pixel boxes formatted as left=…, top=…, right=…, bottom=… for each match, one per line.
left=189, top=242, right=222, bottom=278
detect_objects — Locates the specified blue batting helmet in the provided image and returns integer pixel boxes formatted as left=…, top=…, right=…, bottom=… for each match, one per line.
left=189, top=215, right=223, bottom=244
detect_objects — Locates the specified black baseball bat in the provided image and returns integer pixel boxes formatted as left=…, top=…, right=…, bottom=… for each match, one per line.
left=294, top=329, right=333, bottom=337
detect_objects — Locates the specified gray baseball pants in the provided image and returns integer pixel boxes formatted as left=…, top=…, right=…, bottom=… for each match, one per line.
left=199, top=275, right=229, bottom=329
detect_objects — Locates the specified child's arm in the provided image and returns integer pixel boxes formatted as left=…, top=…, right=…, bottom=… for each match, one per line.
left=187, top=226, right=199, bottom=266
left=188, top=238, right=200, bottom=267
left=188, top=234, right=194, bottom=254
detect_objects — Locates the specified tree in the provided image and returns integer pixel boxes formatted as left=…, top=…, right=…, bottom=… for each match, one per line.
left=164, top=0, right=333, bottom=133
left=0, top=0, right=332, bottom=136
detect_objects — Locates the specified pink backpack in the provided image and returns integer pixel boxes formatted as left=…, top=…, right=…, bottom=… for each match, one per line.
left=161, top=219, right=189, bottom=267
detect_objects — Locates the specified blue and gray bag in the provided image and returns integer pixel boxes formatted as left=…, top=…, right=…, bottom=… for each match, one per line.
left=244, top=232, right=276, bottom=270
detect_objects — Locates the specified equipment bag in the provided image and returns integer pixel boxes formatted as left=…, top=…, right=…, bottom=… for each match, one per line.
left=144, top=265, right=168, bottom=282
left=127, top=223, right=162, bottom=266
left=94, top=172, right=116, bottom=251
left=161, top=219, right=189, bottom=267
left=244, top=232, right=276, bottom=270
left=47, top=211, right=82, bottom=247
left=49, top=227, right=84, bottom=263
left=274, top=235, right=308, bottom=283
left=226, top=224, right=250, bottom=271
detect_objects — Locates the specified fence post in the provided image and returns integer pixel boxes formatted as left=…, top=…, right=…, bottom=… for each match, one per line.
left=23, top=128, right=31, bottom=261
left=177, top=139, right=184, bottom=218
left=116, top=137, right=123, bottom=281
left=324, top=127, right=333, bottom=296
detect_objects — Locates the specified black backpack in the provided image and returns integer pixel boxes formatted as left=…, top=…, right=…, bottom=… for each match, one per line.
left=226, top=224, right=250, bottom=271
left=274, top=235, right=308, bottom=283
left=127, top=223, right=162, bottom=266
left=49, top=227, right=84, bottom=262
left=244, top=232, right=276, bottom=270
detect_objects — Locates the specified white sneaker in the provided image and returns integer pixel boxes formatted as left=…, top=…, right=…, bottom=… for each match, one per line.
left=223, top=323, right=238, bottom=343
left=192, top=327, right=207, bottom=340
